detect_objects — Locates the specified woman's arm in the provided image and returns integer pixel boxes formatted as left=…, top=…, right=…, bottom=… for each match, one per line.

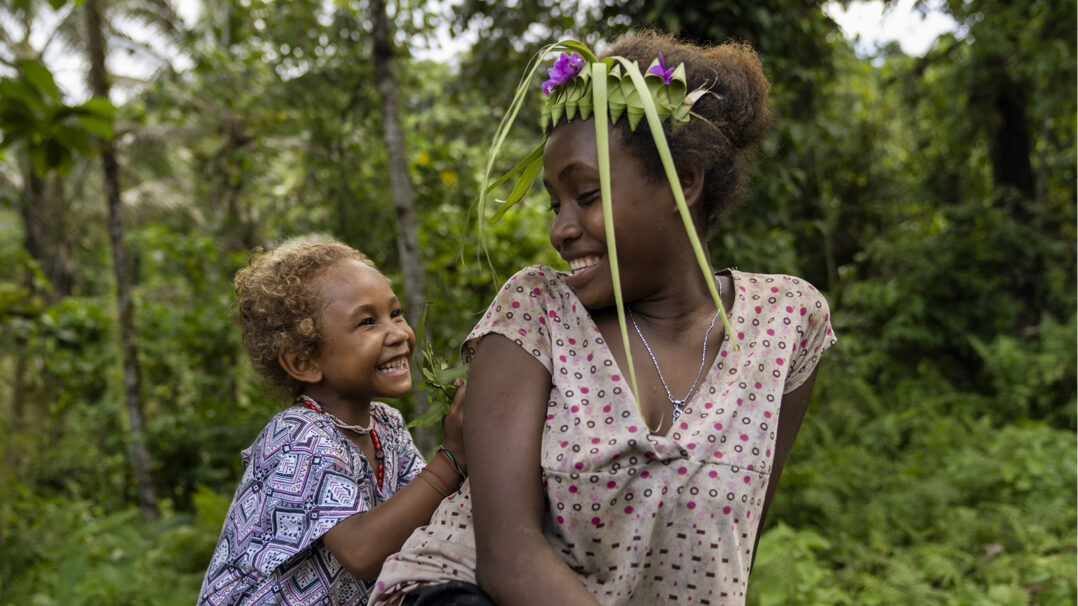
left=466, top=334, right=599, bottom=606
left=321, top=388, right=467, bottom=580
left=751, top=366, right=820, bottom=566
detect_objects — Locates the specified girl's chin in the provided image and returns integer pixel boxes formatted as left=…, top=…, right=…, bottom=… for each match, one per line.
left=386, top=381, right=413, bottom=398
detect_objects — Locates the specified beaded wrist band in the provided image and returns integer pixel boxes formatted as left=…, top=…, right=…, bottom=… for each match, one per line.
left=437, top=445, right=467, bottom=480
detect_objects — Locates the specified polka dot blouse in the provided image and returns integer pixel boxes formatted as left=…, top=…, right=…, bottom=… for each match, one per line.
left=372, top=266, right=835, bottom=606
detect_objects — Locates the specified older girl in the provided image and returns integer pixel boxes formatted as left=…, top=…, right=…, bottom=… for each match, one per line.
left=373, top=31, right=835, bottom=606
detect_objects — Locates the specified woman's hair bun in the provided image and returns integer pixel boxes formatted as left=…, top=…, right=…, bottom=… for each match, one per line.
left=599, top=30, right=775, bottom=226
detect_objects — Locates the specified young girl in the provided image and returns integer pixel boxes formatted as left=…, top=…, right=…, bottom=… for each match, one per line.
left=372, top=31, right=835, bottom=606
left=199, top=238, right=467, bottom=606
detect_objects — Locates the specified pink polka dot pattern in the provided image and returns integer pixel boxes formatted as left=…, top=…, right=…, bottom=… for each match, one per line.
left=372, top=266, right=835, bottom=606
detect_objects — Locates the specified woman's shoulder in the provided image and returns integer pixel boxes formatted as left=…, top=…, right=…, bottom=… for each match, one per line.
left=482, top=264, right=576, bottom=318
left=463, top=265, right=575, bottom=368
left=500, top=264, right=569, bottom=295
left=728, top=268, right=829, bottom=306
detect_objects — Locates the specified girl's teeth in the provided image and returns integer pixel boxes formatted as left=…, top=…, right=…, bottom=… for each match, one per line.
left=379, top=359, right=407, bottom=372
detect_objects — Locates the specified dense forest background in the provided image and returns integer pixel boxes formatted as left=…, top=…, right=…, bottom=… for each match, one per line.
left=0, top=0, right=1074, bottom=604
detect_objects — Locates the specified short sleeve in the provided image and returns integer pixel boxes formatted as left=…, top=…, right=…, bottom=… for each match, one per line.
left=460, top=266, right=558, bottom=374
left=784, top=282, right=836, bottom=393
left=218, top=410, right=375, bottom=578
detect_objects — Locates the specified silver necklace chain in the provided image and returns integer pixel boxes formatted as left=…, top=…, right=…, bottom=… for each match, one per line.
left=628, top=279, right=724, bottom=422
left=298, top=395, right=374, bottom=435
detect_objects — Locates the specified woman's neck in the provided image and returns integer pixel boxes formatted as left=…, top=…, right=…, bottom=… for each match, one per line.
left=627, top=262, right=720, bottom=332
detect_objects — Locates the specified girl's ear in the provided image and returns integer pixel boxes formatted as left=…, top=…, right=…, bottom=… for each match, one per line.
left=279, top=350, right=323, bottom=384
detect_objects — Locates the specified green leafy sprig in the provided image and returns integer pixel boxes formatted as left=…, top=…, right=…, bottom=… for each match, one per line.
left=407, top=306, right=469, bottom=429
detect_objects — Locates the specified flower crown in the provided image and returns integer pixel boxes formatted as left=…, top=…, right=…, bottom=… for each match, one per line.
left=540, top=50, right=696, bottom=132
left=477, top=41, right=735, bottom=422
left=482, top=41, right=714, bottom=223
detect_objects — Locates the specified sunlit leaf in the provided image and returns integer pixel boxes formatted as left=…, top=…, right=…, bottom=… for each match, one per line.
left=19, top=59, right=61, bottom=102
left=76, top=114, right=113, bottom=140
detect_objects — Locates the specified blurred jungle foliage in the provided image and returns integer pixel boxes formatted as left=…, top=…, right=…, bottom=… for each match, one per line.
left=0, top=0, right=1074, bottom=603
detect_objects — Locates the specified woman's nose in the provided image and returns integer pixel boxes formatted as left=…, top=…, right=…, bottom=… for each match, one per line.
left=549, top=204, right=582, bottom=250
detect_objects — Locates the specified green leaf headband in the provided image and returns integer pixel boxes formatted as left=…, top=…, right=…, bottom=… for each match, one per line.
left=479, top=40, right=735, bottom=426
left=540, top=49, right=692, bottom=132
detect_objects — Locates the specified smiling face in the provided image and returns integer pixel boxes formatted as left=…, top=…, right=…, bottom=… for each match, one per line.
left=544, top=119, right=687, bottom=310
left=306, top=260, right=415, bottom=407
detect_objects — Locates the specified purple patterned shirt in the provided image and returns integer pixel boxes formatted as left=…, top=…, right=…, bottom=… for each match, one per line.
left=199, top=401, right=425, bottom=605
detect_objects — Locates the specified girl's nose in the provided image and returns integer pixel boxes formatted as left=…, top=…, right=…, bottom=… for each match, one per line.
left=386, top=319, right=412, bottom=345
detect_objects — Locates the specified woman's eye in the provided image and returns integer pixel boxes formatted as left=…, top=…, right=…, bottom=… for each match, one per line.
left=357, top=318, right=375, bottom=327
left=391, top=309, right=403, bottom=318
left=578, top=190, right=600, bottom=204
left=548, top=201, right=561, bottom=215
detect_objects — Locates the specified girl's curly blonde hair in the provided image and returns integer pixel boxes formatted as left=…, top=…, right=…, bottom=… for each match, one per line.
left=233, top=237, right=374, bottom=397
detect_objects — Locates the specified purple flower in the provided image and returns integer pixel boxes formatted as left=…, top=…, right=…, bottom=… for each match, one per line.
left=542, top=52, right=585, bottom=97
left=648, top=51, right=675, bottom=85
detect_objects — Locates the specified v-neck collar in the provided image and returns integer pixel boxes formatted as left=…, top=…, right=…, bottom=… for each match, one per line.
left=563, top=268, right=740, bottom=438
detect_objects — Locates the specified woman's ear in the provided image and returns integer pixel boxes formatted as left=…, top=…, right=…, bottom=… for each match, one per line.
left=677, top=163, right=706, bottom=212
left=279, top=350, right=323, bottom=384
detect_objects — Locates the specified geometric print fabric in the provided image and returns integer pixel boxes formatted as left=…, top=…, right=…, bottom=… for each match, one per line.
left=199, top=401, right=424, bottom=605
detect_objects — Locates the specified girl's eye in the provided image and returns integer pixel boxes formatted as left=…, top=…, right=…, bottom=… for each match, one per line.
left=547, top=199, right=561, bottom=215
left=391, top=309, right=403, bottom=319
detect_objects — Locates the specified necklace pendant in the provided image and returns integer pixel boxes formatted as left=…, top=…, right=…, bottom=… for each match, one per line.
left=671, top=401, right=684, bottom=421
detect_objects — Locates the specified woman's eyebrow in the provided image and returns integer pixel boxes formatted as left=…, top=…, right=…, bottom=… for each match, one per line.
left=557, top=162, right=588, bottom=182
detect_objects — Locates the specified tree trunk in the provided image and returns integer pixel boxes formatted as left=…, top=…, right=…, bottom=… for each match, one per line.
left=370, top=0, right=433, bottom=452
left=988, top=72, right=1035, bottom=203
left=12, top=342, right=27, bottom=425
left=20, top=164, right=76, bottom=299
left=84, top=0, right=159, bottom=521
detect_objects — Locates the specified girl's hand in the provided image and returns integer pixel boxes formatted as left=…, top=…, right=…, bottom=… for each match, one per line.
left=441, top=378, right=467, bottom=475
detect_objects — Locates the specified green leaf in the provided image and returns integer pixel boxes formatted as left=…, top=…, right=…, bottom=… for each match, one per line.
left=53, top=124, right=92, bottom=155
left=488, top=154, right=543, bottom=223
left=0, top=77, right=47, bottom=117
left=407, top=398, right=450, bottom=429
left=591, top=60, right=641, bottom=410
left=477, top=41, right=563, bottom=262
left=44, top=138, right=75, bottom=174
left=609, top=57, right=735, bottom=350
left=76, top=113, right=113, bottom=139
left=76, top=96, right=117, bottom=118
left=19, top=59, right=60, bottom=102
left=553, top=40, right=599, bottom=63
left=30, top=143, right=50, bottom=175
left=483, top=141, right=543, bottom=196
